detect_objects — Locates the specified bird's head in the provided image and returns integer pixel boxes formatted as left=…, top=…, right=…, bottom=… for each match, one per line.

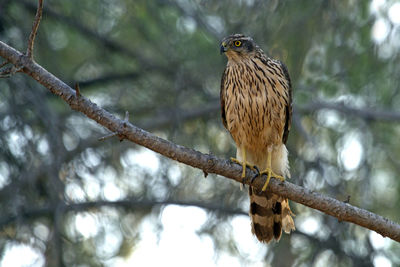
left=220, top=34, right=257, bottom=60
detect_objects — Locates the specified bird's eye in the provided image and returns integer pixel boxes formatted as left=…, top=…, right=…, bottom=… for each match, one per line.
left=234, top=40, right=242, bottom=47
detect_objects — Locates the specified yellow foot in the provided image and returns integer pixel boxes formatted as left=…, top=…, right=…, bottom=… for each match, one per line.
left=259, top=168, right=285, bottom=191
left=230, top=157, right=256, bottom=178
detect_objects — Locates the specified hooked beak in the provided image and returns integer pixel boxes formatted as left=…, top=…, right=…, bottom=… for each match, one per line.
left=220, top=42, right=227, bottom=54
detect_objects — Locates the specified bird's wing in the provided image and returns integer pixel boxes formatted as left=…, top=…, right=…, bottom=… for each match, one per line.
left=279, top=61, right=292, bottom=145
left=220, top=67, right=228, bottom=129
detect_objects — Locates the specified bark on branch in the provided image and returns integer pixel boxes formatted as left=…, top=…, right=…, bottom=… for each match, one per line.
left=0, top=40, right=399, bottom=242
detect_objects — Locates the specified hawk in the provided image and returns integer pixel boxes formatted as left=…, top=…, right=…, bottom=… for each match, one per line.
left=220, top=34, right=295, bottom=243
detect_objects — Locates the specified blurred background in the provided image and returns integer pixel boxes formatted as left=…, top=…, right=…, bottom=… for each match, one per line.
left=1, top=0, right=400, bottom=266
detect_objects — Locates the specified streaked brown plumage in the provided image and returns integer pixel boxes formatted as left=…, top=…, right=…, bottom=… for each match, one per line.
left=220, top=34, right=295, bottom=243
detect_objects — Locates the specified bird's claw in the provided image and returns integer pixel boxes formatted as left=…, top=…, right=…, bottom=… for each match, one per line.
left=255, top=168, right=285, bottom=191
left=250, top=165, right=260, bottom=184
left=230, top=157, right=257, bottom=186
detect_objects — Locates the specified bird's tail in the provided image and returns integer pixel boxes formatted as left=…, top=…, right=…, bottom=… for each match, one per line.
left=237, top=144, right=295, bottom=242
left=247, top=144, right=295, bottom=243
left=249, top=187, right=295, bottom=243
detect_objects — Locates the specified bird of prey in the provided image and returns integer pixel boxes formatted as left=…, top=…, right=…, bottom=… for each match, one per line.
left=220, top=34, right=295, bottom=243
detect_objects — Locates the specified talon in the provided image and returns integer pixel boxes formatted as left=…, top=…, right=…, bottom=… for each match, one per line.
left=250, top=174, right=258, bottom=184
left=253, top=165, right=260, bottom=174
left=241, top=177, right=246, bottom=189
left=230, top=157, right=241, bottom=165
left=250, top=165, right=260, bottom=184
left=242, top=165, right=260, bottom=188
left=261, top=169, right=272, bottom=191
left=230, top=157, right=256, bottom=179
left=259, top=168, right=285, bottom=191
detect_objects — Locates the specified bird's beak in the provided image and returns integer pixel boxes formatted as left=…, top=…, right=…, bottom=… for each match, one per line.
left=220, top=42, right=227, bottom=54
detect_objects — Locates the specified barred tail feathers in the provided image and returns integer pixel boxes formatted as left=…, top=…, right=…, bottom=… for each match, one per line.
left=238, top=144, right=295, bottom=243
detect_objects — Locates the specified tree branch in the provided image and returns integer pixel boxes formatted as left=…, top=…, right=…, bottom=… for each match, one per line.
left=133, top=99, right=400, bottom=131
left=299, top=100, right=400, bottom=122
left=0, top=199, right=246, bottom=229
left=26, top=0, right=43, bottom=59
left=1, top=40, right=399, bottom=243
left=0, top=197, right=374, bottom=265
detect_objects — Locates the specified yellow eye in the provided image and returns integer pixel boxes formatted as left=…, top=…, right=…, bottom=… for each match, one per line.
left=234, top=40, right=242, bottom=47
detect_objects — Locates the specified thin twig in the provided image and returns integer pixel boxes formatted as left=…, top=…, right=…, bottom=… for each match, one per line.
left=0, top=65, right=23, bottom=78
left=26, top=0, right=44, bottom=59
left=0, top=60, right=9, bottom=69
left=74, top=83, right=80, bottom=98
left=98, top=132, right=118, bottom=141
left=0, top=67, right=12, bottom=78
left=98, top=111, right=129, bottom=141
left=124, top=110, right=129, bottom=122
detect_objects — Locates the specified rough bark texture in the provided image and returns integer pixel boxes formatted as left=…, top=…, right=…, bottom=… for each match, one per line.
left=1, top=41, right=399, bottom=242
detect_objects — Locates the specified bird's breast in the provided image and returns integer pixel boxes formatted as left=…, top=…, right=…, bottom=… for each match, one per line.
left=223, top=61, right=285, bottom=150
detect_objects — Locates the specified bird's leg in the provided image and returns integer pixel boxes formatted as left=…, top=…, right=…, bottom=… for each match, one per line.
left=230, top=148, right=256, bottom=181
left=257, top=148, right=285, bottom=191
